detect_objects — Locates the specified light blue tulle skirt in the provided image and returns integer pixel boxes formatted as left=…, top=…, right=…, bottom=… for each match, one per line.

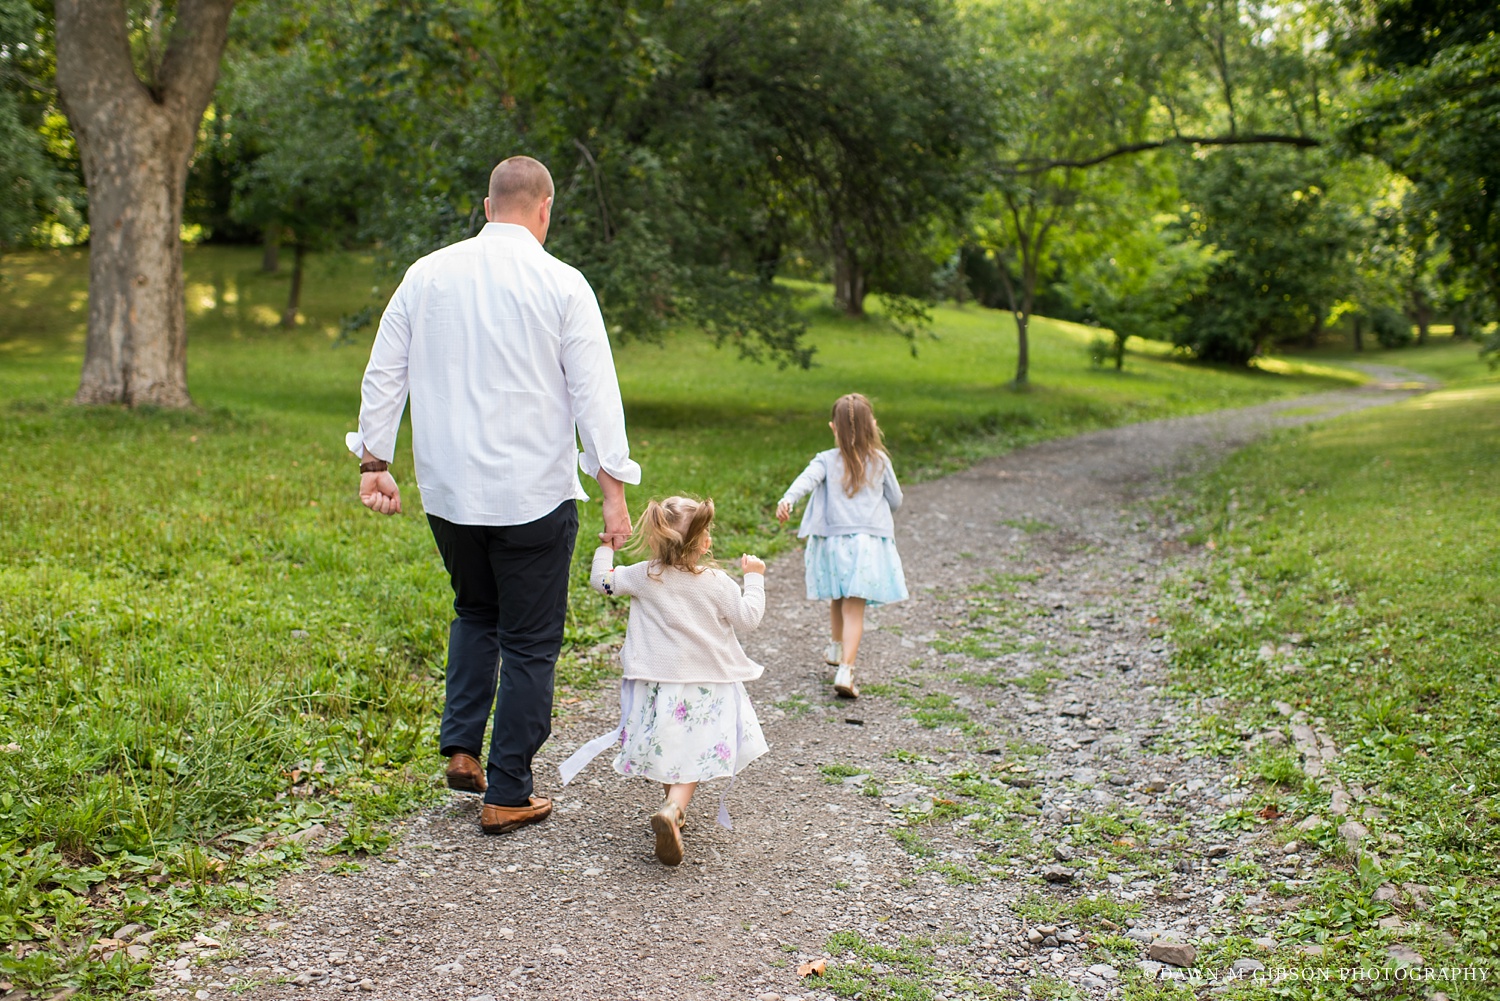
left=804, top=533, right=908, bottom=606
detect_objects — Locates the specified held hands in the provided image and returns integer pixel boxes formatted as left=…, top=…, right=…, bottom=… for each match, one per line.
left=359, top=471, right=402, bottom=515
left=599, top=491, right=633, bottom=550
left=740, top=554, right=766, bottom=575
left=775, top=500, right=791, bottom=524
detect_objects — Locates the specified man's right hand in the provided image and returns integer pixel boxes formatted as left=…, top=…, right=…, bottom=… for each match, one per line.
left=360, top=471, right=403, bottom=515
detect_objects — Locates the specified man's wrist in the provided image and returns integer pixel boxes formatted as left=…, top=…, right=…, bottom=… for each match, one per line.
left=360, top=459, right=389, bottom=474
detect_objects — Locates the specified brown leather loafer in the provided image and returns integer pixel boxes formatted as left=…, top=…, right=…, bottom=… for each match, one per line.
left=445, top=753, right=486, bottom=794
left=480, top=796, right=553, bottom=835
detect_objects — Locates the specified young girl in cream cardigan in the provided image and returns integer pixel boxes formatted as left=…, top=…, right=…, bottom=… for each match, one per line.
left=559, top=496, right=770, bottom=866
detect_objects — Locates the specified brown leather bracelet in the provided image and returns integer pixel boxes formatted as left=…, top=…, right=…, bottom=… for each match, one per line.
left=360, top=460, right=389, bottom=474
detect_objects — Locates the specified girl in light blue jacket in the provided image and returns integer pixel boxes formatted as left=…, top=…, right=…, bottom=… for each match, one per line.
left=777, top=393, right=908, bottom=698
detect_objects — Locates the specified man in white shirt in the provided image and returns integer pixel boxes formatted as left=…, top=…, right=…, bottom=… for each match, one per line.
left=348, top=156, right=639, bottom=835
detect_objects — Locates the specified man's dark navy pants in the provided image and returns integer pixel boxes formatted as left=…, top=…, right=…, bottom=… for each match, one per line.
left=427, top=501, right=578, bottom=807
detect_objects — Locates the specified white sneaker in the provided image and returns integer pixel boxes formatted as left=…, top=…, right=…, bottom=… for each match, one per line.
left=824, top=641, right=843, bottom=666
left=833, top=665, right=858, bottom=699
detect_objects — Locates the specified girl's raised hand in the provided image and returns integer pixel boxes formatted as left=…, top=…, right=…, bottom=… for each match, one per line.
left=775, top=500, right=791, bottom=524
left=741, top=554, right=766, bottom=575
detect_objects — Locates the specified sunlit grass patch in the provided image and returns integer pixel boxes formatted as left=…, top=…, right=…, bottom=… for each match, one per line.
left=1169, top=384, right=1500, bottom=979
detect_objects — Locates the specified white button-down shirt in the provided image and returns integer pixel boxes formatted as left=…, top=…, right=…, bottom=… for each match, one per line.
left=346, top=223, right=640, bottom=526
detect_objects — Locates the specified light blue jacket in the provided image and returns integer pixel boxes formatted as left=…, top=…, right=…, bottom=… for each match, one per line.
left=780, top=448, right=903, bottom=539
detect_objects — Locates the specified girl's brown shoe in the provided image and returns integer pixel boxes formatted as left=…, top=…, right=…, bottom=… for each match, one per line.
left=651, top=802, right=685, bottom=866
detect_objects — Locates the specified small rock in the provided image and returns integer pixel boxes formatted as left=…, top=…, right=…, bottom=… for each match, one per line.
left=1330, top=789, right=1352, bottom=815
left=1299, top=944, right=1324, bottom=957
left=1231, top=959, right=1265, bottom=975
left=196, top=991, right=210, bottom=1001
left=1282, top=841, right=1299, bottom=854
left=1387, top=945, right=1423, bottom=966
left=1087, top=963, right=1118, bottom=980
left=1079, top=975, right=1106, bottom=988
left=1041, top=865, right=1074, bottom=884
left=193, top=934, right=221, bottom=949
left=1204, top=845, right=1231, bottom=859
left=126, top=945, right=150, bottom=962
left=1060, top=703, right=1088, bottom=718
left=290, top=629, right=310, bottom=639
left=285, top=823, right=326, bottom=845
left=1126, top=928, right=1157, bottom=944
left=1026, top=929, right=1044, bottom=945
left=1373, top=883, right=1399, bottom=903
left=1147, top=941, right=1197, bottom=967
left=1056, top=930, right=1079, bottom=944
left=757, top=995, right=783, bottom=1001
left=1138, top=960, right=1164, bottom=979
left=1402, top=883, right=1430, bottom=910
left=1338, top=820, right=1369, bottom=849
left=1377, top=916, right=1403, bottom=930
left=1251, top=937, right=1277, bottom=951
left=467, top=995, right=494, bottom=1001
left=497, top=927, right=515, bottom=940
left=1052, top=844, right=1075, bottom=862
left=1041, top=935, right=1059, bottom=948
left=582, top=867, right=604, bottom=877
left=1295, top=814, right=1323, bottom=832
left=113, top=923, right=143, bottom=941
left=1141, top=776, right=1168, bottom=794
left=1036, top=925, right=1058, bottom=937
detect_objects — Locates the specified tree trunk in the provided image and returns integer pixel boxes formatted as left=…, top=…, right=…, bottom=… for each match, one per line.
left=1353, top=315, right=1364, bottom=352
left=1305, top=313, right=1323, bottom=350
left=54, top=0, right=236, bottom=408
left=1114, top=332, right=1126, bottom=370
left=262, top=227, right=281, bottom=273
left=1013, top=311, right=1030, bottom=386
left=1413, top=302, right=1431, bottom=345
left=830, top=222, right=866, bottom=316
left=282, top=242, right=306, bottom=329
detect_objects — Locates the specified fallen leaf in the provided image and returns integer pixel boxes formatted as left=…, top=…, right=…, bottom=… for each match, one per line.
left=193, top=934, right=221, bottom=948
left=1257, top=804, right=1282, bottom=820
left=797, top=959, right=827, bottom=978
left=1113, top=838, right=1137, bottom=848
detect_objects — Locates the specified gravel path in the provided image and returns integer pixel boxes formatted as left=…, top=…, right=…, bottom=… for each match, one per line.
left=174, top=371, right=1432, bottom=1001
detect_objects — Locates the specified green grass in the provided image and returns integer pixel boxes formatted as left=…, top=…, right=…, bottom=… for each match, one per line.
left=0, top=245, right=1370, bottom=995
left=1309, top=332, right=1500, bottom=389
left=1168, top=383, right=1500, bottom=996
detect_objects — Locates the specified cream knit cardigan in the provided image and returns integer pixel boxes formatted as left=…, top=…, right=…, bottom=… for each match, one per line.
left=590, top=546, right=765, bottom=684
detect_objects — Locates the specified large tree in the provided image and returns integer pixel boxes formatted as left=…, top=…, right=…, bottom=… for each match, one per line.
left=54, top=0, right=235, bottom=407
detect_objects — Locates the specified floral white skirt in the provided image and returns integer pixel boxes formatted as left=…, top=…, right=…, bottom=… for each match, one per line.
left=613, top=680, right=769, bottom=783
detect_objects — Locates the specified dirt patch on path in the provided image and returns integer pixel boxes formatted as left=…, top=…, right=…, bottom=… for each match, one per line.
left=185, top=375, right=1429, bottom=1001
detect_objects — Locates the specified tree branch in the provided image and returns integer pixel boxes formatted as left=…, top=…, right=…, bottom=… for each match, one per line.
left=1000, top=133, right=1321, bottom=175
left=156, top=0, right=236, bottom=112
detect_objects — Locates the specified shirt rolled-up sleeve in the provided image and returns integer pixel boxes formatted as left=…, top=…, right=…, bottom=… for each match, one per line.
left=561, top=275, right=641, bottom=486
left=346, top=277, right=414, bottom=462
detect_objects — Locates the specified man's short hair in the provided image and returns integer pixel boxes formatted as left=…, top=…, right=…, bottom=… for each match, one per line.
left=489, top=156, right=554, bottom=212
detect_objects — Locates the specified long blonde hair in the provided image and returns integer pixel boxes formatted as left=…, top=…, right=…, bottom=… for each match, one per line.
left=629, top=496, right=715, bottom=576
left=832, top=393, right=885, bottom=497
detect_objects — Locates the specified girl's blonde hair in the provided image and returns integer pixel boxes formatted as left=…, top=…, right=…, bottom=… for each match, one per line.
left=629, top=495, right=715, bottom=575
left=832, top=393, right=885, bottom=497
